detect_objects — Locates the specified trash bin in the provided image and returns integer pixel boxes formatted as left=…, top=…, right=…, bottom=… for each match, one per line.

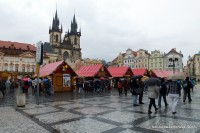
left=16, top=94, right=26, bottom=107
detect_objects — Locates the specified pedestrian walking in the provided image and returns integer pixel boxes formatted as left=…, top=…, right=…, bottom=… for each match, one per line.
left=123, top=77, right=129, bottom=96
left=117, top=80, right=123, bottom=96
left=0, top=80, right=6, bottom=98
left=183, top=77, right=193, bottom=103
left=130, top=79, right=140, bottom=106
left=138, top=78, right=144, bottom=104
left=158, top=78, right=168, bottom=108
left=168, top=77, right=182, bottom=114
left=5, top=79, right=11, bottom=93
left=147, top=85, right=160, bottom=114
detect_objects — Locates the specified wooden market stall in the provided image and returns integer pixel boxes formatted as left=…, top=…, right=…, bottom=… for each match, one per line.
left=132, top=68, right=149, bottom=77
left=40, top=60, right=77, bottom=92
left=76, top=64, right=111, bottom=78
left=108, top=66, right=133, bottom=88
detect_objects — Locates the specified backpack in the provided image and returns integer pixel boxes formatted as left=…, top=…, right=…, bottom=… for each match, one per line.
left=183, top=81, right=188, bottom=89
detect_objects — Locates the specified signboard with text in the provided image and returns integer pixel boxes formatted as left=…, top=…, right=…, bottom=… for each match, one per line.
left=36, top=41, right=43, bottom=65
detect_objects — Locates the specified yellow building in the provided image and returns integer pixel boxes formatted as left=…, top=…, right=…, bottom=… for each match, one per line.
left=149, top=50, right=164, bottom=70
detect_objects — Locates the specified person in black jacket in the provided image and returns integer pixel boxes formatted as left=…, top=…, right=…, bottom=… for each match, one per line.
left=0, top=80, right=6, bottom=97
left=130, top=79, right=140, bottom=106
left=158, top=78, right=168, bottom=108
left=138, top=78, right=144, bottom=104
left=183, top=77, right=193, bottom=103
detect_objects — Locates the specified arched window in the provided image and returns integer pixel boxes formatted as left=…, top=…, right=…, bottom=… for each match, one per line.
left=22, top=64, right=25, bottom=72
left=74, top=37, right=77, bottom=45
left=56, top=35, right=58, bottom=42
left=15, top=64, right=19, bottom=72
left=63, top=51, right=69, bottom=60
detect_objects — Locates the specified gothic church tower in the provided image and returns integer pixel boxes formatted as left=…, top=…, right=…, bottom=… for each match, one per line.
left=45, top=10, right=82, bottom=67
left=49, top=10, right=62, bottom=46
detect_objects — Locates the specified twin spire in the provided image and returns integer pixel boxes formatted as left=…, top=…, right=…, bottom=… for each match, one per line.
left=49, top=9, right=81, bottom=36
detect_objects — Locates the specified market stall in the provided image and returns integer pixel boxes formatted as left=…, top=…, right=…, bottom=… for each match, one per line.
left=40, top=60, right=77, bottom=92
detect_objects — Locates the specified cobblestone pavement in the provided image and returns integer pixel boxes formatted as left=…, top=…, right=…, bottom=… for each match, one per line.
left=1, top=84, right=200, bottom=133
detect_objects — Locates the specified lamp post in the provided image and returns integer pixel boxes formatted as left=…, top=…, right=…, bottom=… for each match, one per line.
left=168, top=56, right=178, bottom=74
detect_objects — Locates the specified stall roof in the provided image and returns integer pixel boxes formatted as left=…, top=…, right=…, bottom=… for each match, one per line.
left=108, top=66, right=133, bottom=77
left=76, top=64, right=110, bottom=77
left=40, top=61, right=76, bottom=77
left=151, top=69, right=168, bottom=78
left=132, top=68, right=147, bottom=76
left=150, top=70, right=185, bottom=78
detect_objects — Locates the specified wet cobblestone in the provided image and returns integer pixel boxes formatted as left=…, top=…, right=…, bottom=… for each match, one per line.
left=1, top=85, right=200, bottom=133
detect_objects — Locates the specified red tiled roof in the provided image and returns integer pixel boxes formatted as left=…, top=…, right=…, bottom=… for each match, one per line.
left=0, top=40, right=36, bottom=51
left=108, top=66, right=133, bottom=77
left=132, top=68, right=147, bottom=76
left=40, top=61, right=63, bottom=77
left=76, top=64, right=104, bottom=77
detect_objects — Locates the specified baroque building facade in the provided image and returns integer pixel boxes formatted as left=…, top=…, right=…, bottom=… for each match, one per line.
left=111, top=48, right=184, bottom=72
left=0, top=41, right=49, bottom=79
left=149, top=50, right=164, bottom=70
left=185, top=51, right=200, bottom=80
left=163, top=48, right=183, bottom=72
left=43, top=10, right=82, bottom=68
left=135, top=49, right=150, bottom=69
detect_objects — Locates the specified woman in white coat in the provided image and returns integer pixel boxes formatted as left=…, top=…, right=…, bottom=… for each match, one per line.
left=148, top=85, right=160, bottom=114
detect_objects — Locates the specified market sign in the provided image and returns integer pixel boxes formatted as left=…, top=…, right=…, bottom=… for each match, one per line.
left=36, top=41, right=43, bottom=65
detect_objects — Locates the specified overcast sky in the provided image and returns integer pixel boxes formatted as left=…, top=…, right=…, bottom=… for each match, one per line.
left=0, top=0, right=200, bottom=65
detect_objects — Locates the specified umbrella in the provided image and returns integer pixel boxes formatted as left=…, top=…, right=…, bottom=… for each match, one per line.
left=167, top=75, right=185, bottom=80
left=93, top=79, right=101, bottom=83
left=144, top=77, right=161, bottom=86
left=141, top=76, right=149, bottom=81
left=22, top=77, right=29, bottom=81
left=131, top=75, right=143, bottom=80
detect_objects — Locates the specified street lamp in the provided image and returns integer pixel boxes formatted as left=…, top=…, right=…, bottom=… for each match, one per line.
left=168, top=56, right=178, bottom=73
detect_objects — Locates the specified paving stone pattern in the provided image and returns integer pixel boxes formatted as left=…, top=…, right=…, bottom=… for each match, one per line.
left=1, top=84, right=200, bottom=133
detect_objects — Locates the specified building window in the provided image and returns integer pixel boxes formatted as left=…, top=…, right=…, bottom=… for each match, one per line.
left=22, top=67, right=25, bottom=72
left=56, top=35, right=58, bottom=42
left=27, top=67, right=30, bottom=72
left=10, top=65, right=13, bottom=71
left=63, top=51, right=69, bottom=60
left=15, top=66, right=18, bottom=72
left=74, top=37, right=77, bottom=44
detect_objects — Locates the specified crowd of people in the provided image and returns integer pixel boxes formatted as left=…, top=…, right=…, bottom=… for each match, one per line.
left=76, top=78, right=111, bottom=93
left=128, top=76, right=196, bottom=114
left=0, top=77, right=54, bottom=98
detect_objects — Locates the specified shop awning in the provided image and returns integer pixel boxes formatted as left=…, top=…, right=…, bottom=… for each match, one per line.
left=132, top=68, right=147, bottom=76
left=108, top=66, right=133, bottom=77
left=77, top=64, right=109, bottom=77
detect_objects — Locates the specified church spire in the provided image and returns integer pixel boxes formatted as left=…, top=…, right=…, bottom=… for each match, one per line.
left=69, top=13, right=81, bottom=36
left=49, top=9, right=62, bottom=33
